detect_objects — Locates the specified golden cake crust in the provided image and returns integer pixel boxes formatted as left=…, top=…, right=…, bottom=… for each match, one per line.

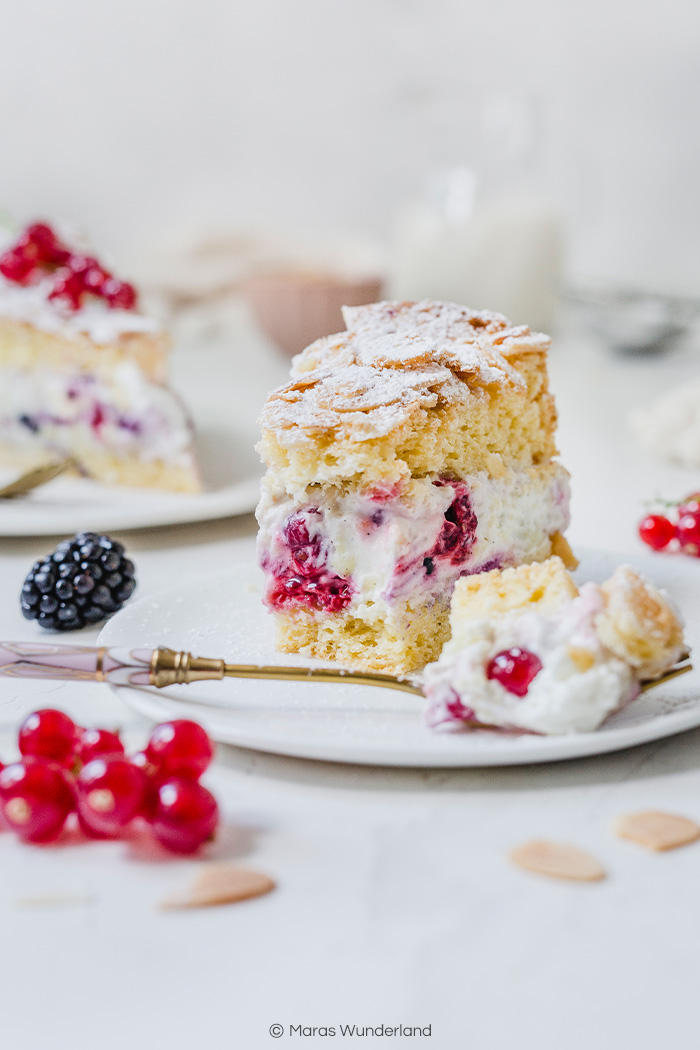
left=262, top=300, right=548, bottom=442
left=595, top=565, right=685, bottom=678
left=259, top=300, right=558, bottom=495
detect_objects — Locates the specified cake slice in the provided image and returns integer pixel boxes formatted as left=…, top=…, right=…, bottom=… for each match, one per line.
left=256, top=299, right=573, bottom=673
left=0, top=220, right=200, bottom=492
left=424, top=558, right=686, bottom=735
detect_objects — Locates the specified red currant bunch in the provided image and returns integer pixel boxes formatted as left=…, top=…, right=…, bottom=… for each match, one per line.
left=639, top=491, right=700, bottom=557
left=0, top=709, right=218, bottom=852
left=0, top=221, right=138, bottom=313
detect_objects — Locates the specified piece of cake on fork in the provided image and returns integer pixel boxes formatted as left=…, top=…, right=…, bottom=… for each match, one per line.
left=0, top=220, right=200, bottom=492
left=423, top=558, right=686, bottom=734
left=256, top=299, right=573, bottom=673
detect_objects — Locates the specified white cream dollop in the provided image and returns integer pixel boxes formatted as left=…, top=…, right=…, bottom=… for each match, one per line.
left=423, top=583, right=638, bottom=735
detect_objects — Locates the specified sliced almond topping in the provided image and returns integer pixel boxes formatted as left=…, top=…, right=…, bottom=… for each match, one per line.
left=510, top=840, right=606, bottom=881
left=614, top=811, right=700, bottom=852
left=161, top=864, right=276, bottom=910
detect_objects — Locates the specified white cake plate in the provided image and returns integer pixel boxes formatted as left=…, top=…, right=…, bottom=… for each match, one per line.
left=0, top=425, right=261, bottom=536
left=98, top=547, right=700, bottom=767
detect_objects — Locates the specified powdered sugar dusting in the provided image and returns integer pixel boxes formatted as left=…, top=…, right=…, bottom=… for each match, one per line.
left=262, top=300, right=548, bottom=442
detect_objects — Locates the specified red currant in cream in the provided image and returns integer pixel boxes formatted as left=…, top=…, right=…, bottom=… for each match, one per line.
left=0, top=758, right=74, bottom=842
left=638, top=514, right=675, bottom=551
left=146, top=720, right=214, bottom=780
left=486, top=647, right=543, bottom=697
left=76, top=756, right=148, bottom=836
left=151, top=777, right=219, bottom=853
left=18, top=708, right=78, bottom=766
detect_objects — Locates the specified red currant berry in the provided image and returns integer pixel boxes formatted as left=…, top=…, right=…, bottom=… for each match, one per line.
left=19, top=708, right=78, bottom=766
left=129, top=750, right=160, bottom=819
left=151, top=777, right=219, bottom=853
left=25, top=223, right=69, bottom=265
left=678, top=492, right=700, bottom=516
left=68, top=254, right=96, bottom=276
left=0, top=248, right=35, bottom=283
left=101, top=277, right=137, bottom=310
left=75, top=727, right=124, bottom=765
left=48, top=269, right=84, bottom=311
left=638, top=514, right=675, bottom=551
left=14, top=232, right=42, bottom=263
left=145, top=720, right=214, bottom=780
left=0, top=758, right=74, bottom=842
left=676, top=511, right=700, bottom=554
left=130, top=750, right=158, bottom=776
left=486, top=647, right=543, bottom=697
left=83, top=265, right=109, bottom=294
left=76, top=756, right=148, bottom=837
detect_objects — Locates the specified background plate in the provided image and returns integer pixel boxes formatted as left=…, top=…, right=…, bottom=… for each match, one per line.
left=0, top=427, right=261, bottom=535
left=0, top=328, right=281, bottom=535
left=99, top=547, right=700, bottom=767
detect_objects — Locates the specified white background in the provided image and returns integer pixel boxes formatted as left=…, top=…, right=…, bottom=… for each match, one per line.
left=1, top=0, right=699, bottom=292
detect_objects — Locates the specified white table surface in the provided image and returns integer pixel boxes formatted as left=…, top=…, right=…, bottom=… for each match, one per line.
left=2, top=311, right=700, bottom=1050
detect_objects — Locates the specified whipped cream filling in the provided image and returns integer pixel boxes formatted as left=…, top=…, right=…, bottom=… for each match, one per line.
left=257, top=466, right=570, bottom=619
left=0, top=364, right=194, bottom=465
left=0, top=229, right=162, bottom=344
left=423, top=584, right=638, bottom=735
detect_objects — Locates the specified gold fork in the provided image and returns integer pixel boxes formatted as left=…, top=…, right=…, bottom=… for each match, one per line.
left=0, top=644, right=691, bottom=707
left=0, top=457, right=79, bottom=499
left=147, top=650, right=693, bottom=696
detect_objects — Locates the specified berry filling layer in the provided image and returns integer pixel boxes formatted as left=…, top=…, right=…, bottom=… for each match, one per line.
left=257, top=466, right=570, bottom=621
left=0, top=365, right=194, bottom=466
left=265, top=511, right=354, bottom=613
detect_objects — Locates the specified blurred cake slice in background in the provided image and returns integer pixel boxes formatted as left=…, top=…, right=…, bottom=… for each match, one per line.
left=424, top=558, right=686, bottom=735
left=256, top=299, right=573, bottom=674
left=0, top=220, right=200, bottom=492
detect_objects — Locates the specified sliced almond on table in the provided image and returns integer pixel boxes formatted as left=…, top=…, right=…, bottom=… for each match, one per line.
left=614, top=811, right=700, bottom=852
left=161, top=864, right=276, bottom=910
left=510, top=840, right=606, bottom=882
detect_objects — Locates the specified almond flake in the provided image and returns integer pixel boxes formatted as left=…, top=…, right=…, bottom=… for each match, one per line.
left=614, top=811, right=700, bottom=852
left=161, top=864, right=276, bottom=910
left=510, top=839, right=606, bottom=881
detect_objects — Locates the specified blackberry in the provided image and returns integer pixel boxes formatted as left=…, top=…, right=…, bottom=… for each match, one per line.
left=21, top=532, right=137, bottom=631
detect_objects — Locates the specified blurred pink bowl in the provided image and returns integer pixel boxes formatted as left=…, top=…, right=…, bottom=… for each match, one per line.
left=244, top=271, right=383, bottom=356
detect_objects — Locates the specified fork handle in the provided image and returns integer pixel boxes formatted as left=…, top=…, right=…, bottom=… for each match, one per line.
left=0, top=641, right=424, bottom=694
left=0, top=641, right=159, bottom=686
left=0, top=641, right=227, bottom=688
